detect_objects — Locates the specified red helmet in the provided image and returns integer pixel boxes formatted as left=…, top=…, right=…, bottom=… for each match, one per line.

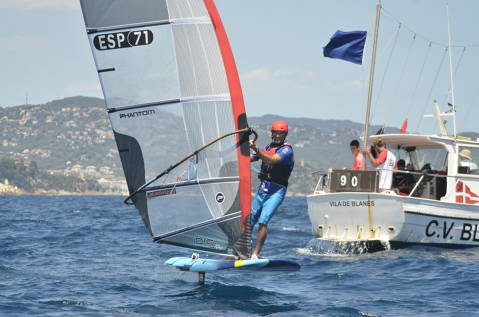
left=271, top=121, right=288, bottom=133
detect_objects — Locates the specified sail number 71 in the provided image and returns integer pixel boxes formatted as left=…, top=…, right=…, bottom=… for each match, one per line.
left=94, top=29, right=154, bottom=51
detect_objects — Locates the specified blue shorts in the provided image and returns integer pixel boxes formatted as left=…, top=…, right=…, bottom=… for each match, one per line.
left=251, top=191, right=285, bottom=226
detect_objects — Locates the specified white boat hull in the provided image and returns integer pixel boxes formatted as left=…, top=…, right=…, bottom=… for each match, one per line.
left=307, top=192, right=479, bottom=248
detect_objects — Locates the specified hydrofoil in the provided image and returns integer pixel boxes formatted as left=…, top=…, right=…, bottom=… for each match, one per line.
left=165, top=254, right=300, bottom=284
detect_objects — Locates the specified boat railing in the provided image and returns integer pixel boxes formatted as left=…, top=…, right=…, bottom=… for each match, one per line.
left=312, top=170, right=329, bottom=194
left=398, top=169, right=479, bottom=199
left=398, top=169, right=447, bottom=198
left=312, top=168, right=479, bottom=201
left=312, top=169, right=378, bottom=195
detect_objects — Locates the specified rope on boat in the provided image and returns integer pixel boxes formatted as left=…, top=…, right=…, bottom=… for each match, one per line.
left=371, top=23, right=401, bottom=125
left=415, top=47, right=449, bottom=132
left=405, top=42, right=432, bottom=119
left=462, top=85, right=479, bottom=129
left=430, top=46, right=468, bottom=134
left=391, top=32, right=417, bottom=101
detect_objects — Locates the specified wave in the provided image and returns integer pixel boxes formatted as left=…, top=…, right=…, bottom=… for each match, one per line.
left=281, top=226, right=306, bottom=232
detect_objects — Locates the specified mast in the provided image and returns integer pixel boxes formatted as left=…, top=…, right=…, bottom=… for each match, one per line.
left=363, top=2, right=382, bottom=145
left=446, top=3, right=457, bottom=140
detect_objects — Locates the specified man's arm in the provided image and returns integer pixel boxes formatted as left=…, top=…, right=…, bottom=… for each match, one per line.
left=362, top=147, right=385, bottom=168
left=250, top=141, right=282, bottom=165
left=367, top=152, right=381, bottom=168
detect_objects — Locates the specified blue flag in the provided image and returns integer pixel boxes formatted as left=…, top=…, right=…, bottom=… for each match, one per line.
left=323, top=30, right=367, bottom=65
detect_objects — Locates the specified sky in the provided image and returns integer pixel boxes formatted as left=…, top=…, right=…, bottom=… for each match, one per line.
left=1, top=0, right=479, bottom=134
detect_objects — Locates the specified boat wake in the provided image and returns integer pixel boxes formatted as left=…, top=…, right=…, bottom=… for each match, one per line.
left=281, top=226, right=306, bottom=232
left=297, top=238, right=391, bottom=256
left=293, top=247, right=349, bottom=258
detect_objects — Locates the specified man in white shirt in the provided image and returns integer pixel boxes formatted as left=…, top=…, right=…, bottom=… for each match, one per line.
left=363, top=139, right=396, bottom=191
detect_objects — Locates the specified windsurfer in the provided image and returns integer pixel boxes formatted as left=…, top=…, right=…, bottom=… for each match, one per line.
left=249, top=121, right=294, bottom=259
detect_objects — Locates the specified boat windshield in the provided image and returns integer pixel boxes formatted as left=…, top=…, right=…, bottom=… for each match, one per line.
left=393, top=147, right=448, bottom=173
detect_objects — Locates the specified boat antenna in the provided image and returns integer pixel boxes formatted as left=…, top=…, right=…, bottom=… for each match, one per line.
left=446, top=2, right=457, bottom=140
left=363, top=2, right=382, bottom=145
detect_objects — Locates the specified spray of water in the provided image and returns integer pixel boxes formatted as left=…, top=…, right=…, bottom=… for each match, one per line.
left=300, top=238, right=391, bottom=256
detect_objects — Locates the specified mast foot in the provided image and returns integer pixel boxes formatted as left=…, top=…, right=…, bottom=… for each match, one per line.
left=198, top=272, right=205, bottom=285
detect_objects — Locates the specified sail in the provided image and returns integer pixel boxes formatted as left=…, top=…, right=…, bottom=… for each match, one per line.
left=80, top=0, right=252, bottom=257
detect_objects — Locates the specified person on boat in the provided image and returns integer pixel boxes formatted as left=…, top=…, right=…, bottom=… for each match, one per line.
left=249, top=120, right=294, bottom=259
left=350, top=139, right=366, bottom=170
left=392, top=159, right=414, bottom=196
left=459, top=148, right=478, bottom=173
left=363, top=138, right=396, bottom=191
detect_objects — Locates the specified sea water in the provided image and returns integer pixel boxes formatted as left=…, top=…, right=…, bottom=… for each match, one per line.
left=1, top=195, right=479, bottom=316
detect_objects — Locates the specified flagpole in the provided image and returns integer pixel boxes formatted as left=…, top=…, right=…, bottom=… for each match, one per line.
left=363, top=2, right=382, bottom=146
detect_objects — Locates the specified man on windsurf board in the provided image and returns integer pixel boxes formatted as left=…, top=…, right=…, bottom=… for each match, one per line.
left=249, top=121, right=294, bottom=259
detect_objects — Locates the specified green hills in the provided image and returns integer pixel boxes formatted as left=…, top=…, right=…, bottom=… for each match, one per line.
left=0, top=96, right=404, bottom=195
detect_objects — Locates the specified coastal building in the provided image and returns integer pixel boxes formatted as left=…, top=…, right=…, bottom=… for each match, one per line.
left=97, top=177, right=128, bottom=194
left=0, top=179, right=19, bottom=194
left=85, top=165, right=97, bottom=176
left=71, top=164, right=83, bottom=175
left=99, top=166, right=113, bottom=175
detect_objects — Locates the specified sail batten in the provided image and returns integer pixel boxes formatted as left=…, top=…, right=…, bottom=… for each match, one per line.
left=80, top=0, right=252, bottom=258
left=86, top=17, right=212, bottom=35
left=86, top=20, right=171, bottom=34
left=153, top=212, right=241, bottom=241
left=147, top=177, right=239, bottom=193
left=107, top=95, right=231, bottom=114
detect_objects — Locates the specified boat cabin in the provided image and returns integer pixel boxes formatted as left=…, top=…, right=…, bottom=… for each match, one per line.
left=313, top=134, right=479, bottom=204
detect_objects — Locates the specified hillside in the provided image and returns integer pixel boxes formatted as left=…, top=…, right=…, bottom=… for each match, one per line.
left=0, top=158, right=101, bottom=194
left=0, top=96, right=443, bottom=195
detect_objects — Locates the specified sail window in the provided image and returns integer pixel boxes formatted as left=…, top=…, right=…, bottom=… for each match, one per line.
left=81, top=0, right=169, bottom=29
left=166, top=0, right=209, bottom=20
left=93, top=25, right=180, bottom=109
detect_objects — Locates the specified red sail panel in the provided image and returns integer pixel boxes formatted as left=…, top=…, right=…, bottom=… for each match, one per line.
left=203, top=0, right=251, bottom=231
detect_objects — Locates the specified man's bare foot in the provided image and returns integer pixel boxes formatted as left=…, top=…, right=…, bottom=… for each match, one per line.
left=250, top=253, right=259, bottom=260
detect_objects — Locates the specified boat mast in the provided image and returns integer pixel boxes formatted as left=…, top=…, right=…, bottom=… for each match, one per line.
left=363, top=2, right=382, bottom=144
left=446, top=3, right=457, bottom=140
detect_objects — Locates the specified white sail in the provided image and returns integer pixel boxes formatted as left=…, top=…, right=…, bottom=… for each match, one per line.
left=80, top=0, right=252, bottom=256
